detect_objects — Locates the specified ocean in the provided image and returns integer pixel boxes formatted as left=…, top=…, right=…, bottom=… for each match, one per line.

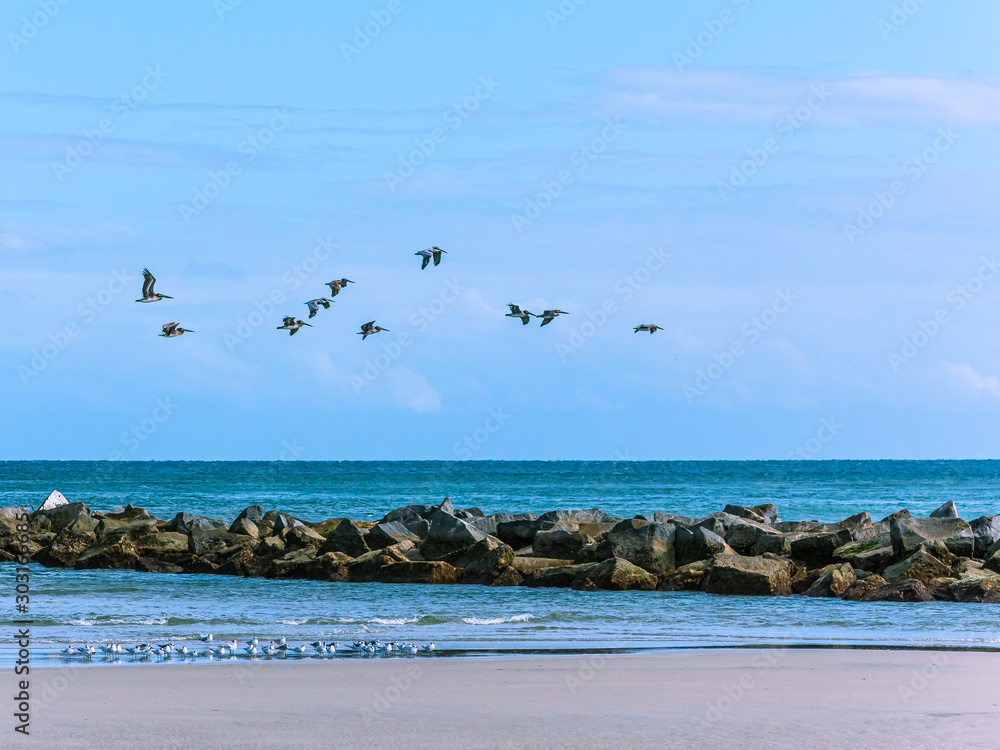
left=3, top=460, right=1000, bottom=668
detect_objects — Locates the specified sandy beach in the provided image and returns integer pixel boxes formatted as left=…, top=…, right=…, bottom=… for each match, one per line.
left=12, top=649, right=998, bottom=749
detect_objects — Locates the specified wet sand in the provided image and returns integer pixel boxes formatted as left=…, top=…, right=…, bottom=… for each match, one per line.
left=13, top=649, right=999, bottom=749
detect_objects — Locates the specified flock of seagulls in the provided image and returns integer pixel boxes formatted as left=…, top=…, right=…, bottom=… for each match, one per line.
left=137, top=247, right=663, bottom=339
left=57, top=635, right=437, bottom=661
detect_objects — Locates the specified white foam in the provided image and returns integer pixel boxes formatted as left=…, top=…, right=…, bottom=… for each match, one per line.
left=462, top=614, right=534, bottom=626
left=372, top=617, right=419, bottom=626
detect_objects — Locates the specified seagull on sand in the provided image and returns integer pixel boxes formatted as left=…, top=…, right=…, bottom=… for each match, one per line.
left=421, top=643, right=435, bottom=652
left=277, top=316, right=312, bottom=335
left=415, top=245, right=447, bottom=270
left=305, top=298, right=334, bottom=319
left=505, top=304, right=534, bottom=325
left=326, top=278, right=354, bottom=297
left=633, top=324, right=662, bottom=334
left=135, top=268, right=173, bottom=303
left=60, top=646, right=76, bottom=655
left=357, top=320, right=389, bottom=340
left=537, top=310, right=569, bottom=327
left=159, top=322, right=194, bottom=337
left=199, top=634, right=213, bottom=643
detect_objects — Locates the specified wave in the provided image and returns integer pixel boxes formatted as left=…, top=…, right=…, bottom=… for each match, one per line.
left=462, top=614, right=534, bottom=626
left=372, top=617, right=419, bottom=626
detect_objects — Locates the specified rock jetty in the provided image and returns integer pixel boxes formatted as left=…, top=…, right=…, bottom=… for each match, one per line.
left=3, top=498, right=1000, bottom=602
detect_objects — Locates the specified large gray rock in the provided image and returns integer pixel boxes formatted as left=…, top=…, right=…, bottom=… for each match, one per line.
left=236, top=505, right=265, bottom=523
left=577, top=557, right=657, bottom=591
left=592, top=520, right=676, bottom=575
left=376, top=561, right=463, bottom=585
left=929, top=501, right=958, bottom=519
left=447, top=537, right=516, bottom=585
left=318, top=519, right=369, bottom=558
left=723, top=519, right=782, bottom=556
left=861, top=578, right=934, bottom=602
left=228, top=518, right=259, bottom=538
left=883, top=550, right=951, bottom=584
left=702, top=554, right=794, bottom=596
left=532, top=527, right=594, bottom=560
left=788, top=529, right=853, bottom=566
left=723, top=503, right=779, bottom=525
left=468, top=512, right=537, bottom=538
left=365, top=521, right=422, bottom=550
left=495, top=518, right=545, bottom=549
left=165, top=513, right=229, bottom=534
left=804, top=563, right=856, bottom=598
left=34, top=502, right=97, bottom=537
left=675, top=526, right=731, bottom=566
left=950, top=577, right=1000, bottom=603
left=0, top=507, right=29, bottom=519
left=890, top=516, right=973, bottom=558
left=969, top=516, right=1000, bottom=558
left=421, top=509, right=491, bottom=559
left=38, top=490, right=68, bottom=511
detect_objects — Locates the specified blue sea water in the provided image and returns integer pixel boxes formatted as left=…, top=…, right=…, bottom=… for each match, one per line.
left=2, top=460, right=1000, bottom=668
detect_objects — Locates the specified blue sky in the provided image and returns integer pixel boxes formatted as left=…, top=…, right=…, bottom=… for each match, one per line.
left=2, top=0, right=1000, bottom=460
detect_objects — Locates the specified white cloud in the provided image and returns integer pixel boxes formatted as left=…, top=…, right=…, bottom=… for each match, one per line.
left=943, top=362, right=1000, bottom=396
left=387, top=366, right=442, bottom=413
left=598, top=68, right=1000, bottom=128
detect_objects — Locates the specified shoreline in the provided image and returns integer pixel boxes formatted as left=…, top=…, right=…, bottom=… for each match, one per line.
left=12, top=640, right=1000, bottom=671
left=11, top=649, right=998, bottom=749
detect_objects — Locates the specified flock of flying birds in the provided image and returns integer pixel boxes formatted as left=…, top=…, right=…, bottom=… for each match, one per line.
left=137, top=244, right=664, bottom=338
left=58, top=635, right=436, bottom=660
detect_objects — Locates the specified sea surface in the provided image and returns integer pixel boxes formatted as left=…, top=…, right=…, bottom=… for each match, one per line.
left=2, top=460, right=1000, bottom=669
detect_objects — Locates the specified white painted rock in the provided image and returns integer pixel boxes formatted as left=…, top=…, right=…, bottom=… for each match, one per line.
left=38, top=490, right=68, bottom=511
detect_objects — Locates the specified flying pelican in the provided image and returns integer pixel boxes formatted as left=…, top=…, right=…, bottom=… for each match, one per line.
left=357, top=320, right=389, bottom=340
left=537, top=310, right=569, bottom=327
left=277, top=316, right=312, bottom=335
left=136, top=268, right=173, bottom=303
left=159, top=322, right=194, bottom=337
left=305, top=298, right=334, bottom=318
left=416, top=245, right=447, bottom=270
left=326, top=278, right=354, bottom=297
left=633, top=324, right=662, bottom=334
left=505, top=304, right=534, bottom=325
